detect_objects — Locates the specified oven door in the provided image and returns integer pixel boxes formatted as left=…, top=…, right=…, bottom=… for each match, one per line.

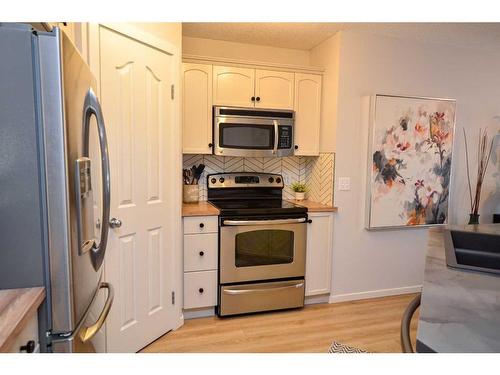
left=220, top=217, right=307, bottom=284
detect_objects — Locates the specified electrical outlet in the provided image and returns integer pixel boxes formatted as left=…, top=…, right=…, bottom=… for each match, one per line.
left=283, top=175, right=291, bottom=185
left=338, top=177, right=351, bottom=191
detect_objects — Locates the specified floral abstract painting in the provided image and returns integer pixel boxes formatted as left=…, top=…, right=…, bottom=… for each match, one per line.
left=367, top=95, right=456, bottom=229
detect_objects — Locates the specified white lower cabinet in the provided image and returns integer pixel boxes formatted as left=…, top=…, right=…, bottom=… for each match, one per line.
left=183, top=216, right=219, bottom=235
left=183, top=215, right=219, bottom=312
left=183, top=233, right=218, bottom=272
left=183, top=271, right=218, bottom=309
left=305, top=212, right=334, bottom=296
left=9, top=314, right=39, bottom=353
left=181, top=212, right=334, bottom=313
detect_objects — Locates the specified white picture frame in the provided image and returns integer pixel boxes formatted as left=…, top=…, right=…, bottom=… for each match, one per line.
left=366, top=94, right=457, bottom=230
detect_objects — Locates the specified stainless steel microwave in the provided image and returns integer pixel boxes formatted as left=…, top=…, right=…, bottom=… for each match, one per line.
left=213, top=106, right=295, bottom=157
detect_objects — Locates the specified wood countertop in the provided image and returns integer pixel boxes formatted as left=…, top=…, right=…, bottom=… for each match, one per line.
left=287, top=199, right=338, bottom=213
left=182, top=201, right=220, bottom=217
left=182, top=200, right=337, bottom=216
left=0, top=287, right=45, bottom=352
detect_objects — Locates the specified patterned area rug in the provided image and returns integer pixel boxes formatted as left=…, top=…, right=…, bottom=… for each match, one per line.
left=328, top=341, right=368, bottom=353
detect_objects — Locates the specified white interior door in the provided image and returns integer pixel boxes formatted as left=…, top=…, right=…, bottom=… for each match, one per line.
left=99, top=26, right=176, bottom=353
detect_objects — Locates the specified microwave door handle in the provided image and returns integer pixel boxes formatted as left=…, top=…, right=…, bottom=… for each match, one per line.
left=272, top=120, right=278, bottom=155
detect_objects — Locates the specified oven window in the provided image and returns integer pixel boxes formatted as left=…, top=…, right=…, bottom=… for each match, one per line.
left=219, top=123, right=274, bottom=150
left=235, top=230, right=294, bottom=267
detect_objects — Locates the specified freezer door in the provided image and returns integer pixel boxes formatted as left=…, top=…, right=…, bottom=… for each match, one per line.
left=38, top=29, right=112, bottom=352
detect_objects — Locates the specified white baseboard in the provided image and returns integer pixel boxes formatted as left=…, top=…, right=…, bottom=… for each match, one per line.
left=305, top=294, right=330, bottom=305
left=183, top=307, right=216, bottom=320
left=328, top=285, right=422, bottom=304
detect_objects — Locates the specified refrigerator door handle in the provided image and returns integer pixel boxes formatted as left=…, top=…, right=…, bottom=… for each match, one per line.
left=51, top=282, right=114, bottom=343
left=79, top=282, right=114, bottom=343
left=82, top=88, right=111, bottom=271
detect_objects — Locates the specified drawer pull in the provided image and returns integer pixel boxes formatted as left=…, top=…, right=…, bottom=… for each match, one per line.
left=199, top=251, right=204, bottom=256
left=199, top=223, right=204, bottom=228
left=223, top=282, right=304, bottom=295
left=198, top=288, right=204, bottom=294
left=20, top=340, right=35, bottom=353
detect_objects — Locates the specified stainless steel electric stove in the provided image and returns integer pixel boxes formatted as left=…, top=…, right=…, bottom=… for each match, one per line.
left=207, top=172, right=308, bottom=317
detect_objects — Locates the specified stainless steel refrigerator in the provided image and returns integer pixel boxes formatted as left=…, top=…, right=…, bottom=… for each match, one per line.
left=0, top=23, right=113, bottom=352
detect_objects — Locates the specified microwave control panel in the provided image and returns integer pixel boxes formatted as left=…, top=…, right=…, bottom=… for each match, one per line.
left=277, top=126, right=292, bottom=149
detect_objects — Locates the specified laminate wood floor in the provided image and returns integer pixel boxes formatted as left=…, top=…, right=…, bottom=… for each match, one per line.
left=141, top=293, right=419, bottom=353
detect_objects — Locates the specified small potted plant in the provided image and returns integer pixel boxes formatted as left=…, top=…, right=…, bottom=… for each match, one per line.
left=291, top=181, right=307, bottom=201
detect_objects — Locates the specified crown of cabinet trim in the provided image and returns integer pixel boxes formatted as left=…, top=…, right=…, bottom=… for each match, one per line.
left=183, top=54, right=324, bottom=74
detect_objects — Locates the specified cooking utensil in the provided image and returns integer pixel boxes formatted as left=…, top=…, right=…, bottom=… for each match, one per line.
left=183, top=164, right=205, bottom=185
left=193, top=164, right=205, bottom=184
left=183, top=169, right=192, bottom=185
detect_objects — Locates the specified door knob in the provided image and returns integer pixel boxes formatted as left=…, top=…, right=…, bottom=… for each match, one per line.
left=109, top=218, right=122, bottom=228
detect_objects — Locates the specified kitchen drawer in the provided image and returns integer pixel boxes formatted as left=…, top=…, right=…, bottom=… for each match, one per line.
left=183, top=270, right=217, bottom=309
left=219, top=279, right=305, bottom=316
left=8, top=313, right=39, bottom=353
left=183, top=216, right=218, bottom=234
left=184, top=233, right=218, bottom=272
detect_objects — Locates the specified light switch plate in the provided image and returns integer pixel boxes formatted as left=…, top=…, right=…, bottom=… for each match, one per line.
left=338, top=177, right=351, bottom=191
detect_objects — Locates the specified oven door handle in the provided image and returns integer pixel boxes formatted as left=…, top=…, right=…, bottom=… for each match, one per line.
left=223, top=282, right=305, bottom=295
left=222, top=218, right=306, bottom=226
left=272, top=120, right=279, bottom=155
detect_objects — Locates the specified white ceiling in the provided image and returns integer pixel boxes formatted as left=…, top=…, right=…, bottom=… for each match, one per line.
left=182, top=22, right=500, bottom=51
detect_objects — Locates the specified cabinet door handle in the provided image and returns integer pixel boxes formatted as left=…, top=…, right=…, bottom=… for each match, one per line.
left=199, top=251, right=204, bottom=256
left=199, top=223, right=204, bottom=228
left=20, top=340, right=35, bottom=353
left=256, top=96, right=261, bottom=102
left=294, top=145, right=299, bottom=150
left=251, top=96, right=255, bottom=101
left=198, top=288, right=204, bottom=294
left=208, top=143, right=213, bottom=148
left=307, top=219, right=312, bottom=224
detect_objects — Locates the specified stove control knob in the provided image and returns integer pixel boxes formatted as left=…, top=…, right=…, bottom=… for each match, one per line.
left=210, top=178, right=216, bottom=184
left=276, top=177, right=282, bottom=184
left=268, top=177, right=274, bottom=183
left=219, top=177, right=225, bottom=183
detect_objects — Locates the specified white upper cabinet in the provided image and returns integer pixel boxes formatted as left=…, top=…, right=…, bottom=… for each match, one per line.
left=183, top=62, right=323, bottom=156
left=254, top=70, right=294, bottom=110
left=294, top=73, right=322, bottom=156
left=182, top=63, right=213, bottom=154
left=213, top=65, right=255, bottom=108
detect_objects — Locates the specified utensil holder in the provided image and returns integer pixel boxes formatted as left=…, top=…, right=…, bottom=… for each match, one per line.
left=183, top=185, right=199, bottom=203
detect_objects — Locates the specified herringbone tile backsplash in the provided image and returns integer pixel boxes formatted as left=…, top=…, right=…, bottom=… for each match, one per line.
left=183, top=153, right=335, bottom=205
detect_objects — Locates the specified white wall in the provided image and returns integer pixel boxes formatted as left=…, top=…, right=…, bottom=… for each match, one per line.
left=182, top=36, right=311, bottom=66
left=134, top=23, right=182, bottom=48
left=310, top=33, right=340, bottom=153
left=330, top=30, right=500, bottom=300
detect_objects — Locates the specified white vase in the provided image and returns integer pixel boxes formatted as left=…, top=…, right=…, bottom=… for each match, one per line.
left=294, top=192, right=305, bottom=201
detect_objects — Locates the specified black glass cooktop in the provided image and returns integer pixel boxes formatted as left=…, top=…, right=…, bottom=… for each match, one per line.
left=209, top=199, right=307, bottom=216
